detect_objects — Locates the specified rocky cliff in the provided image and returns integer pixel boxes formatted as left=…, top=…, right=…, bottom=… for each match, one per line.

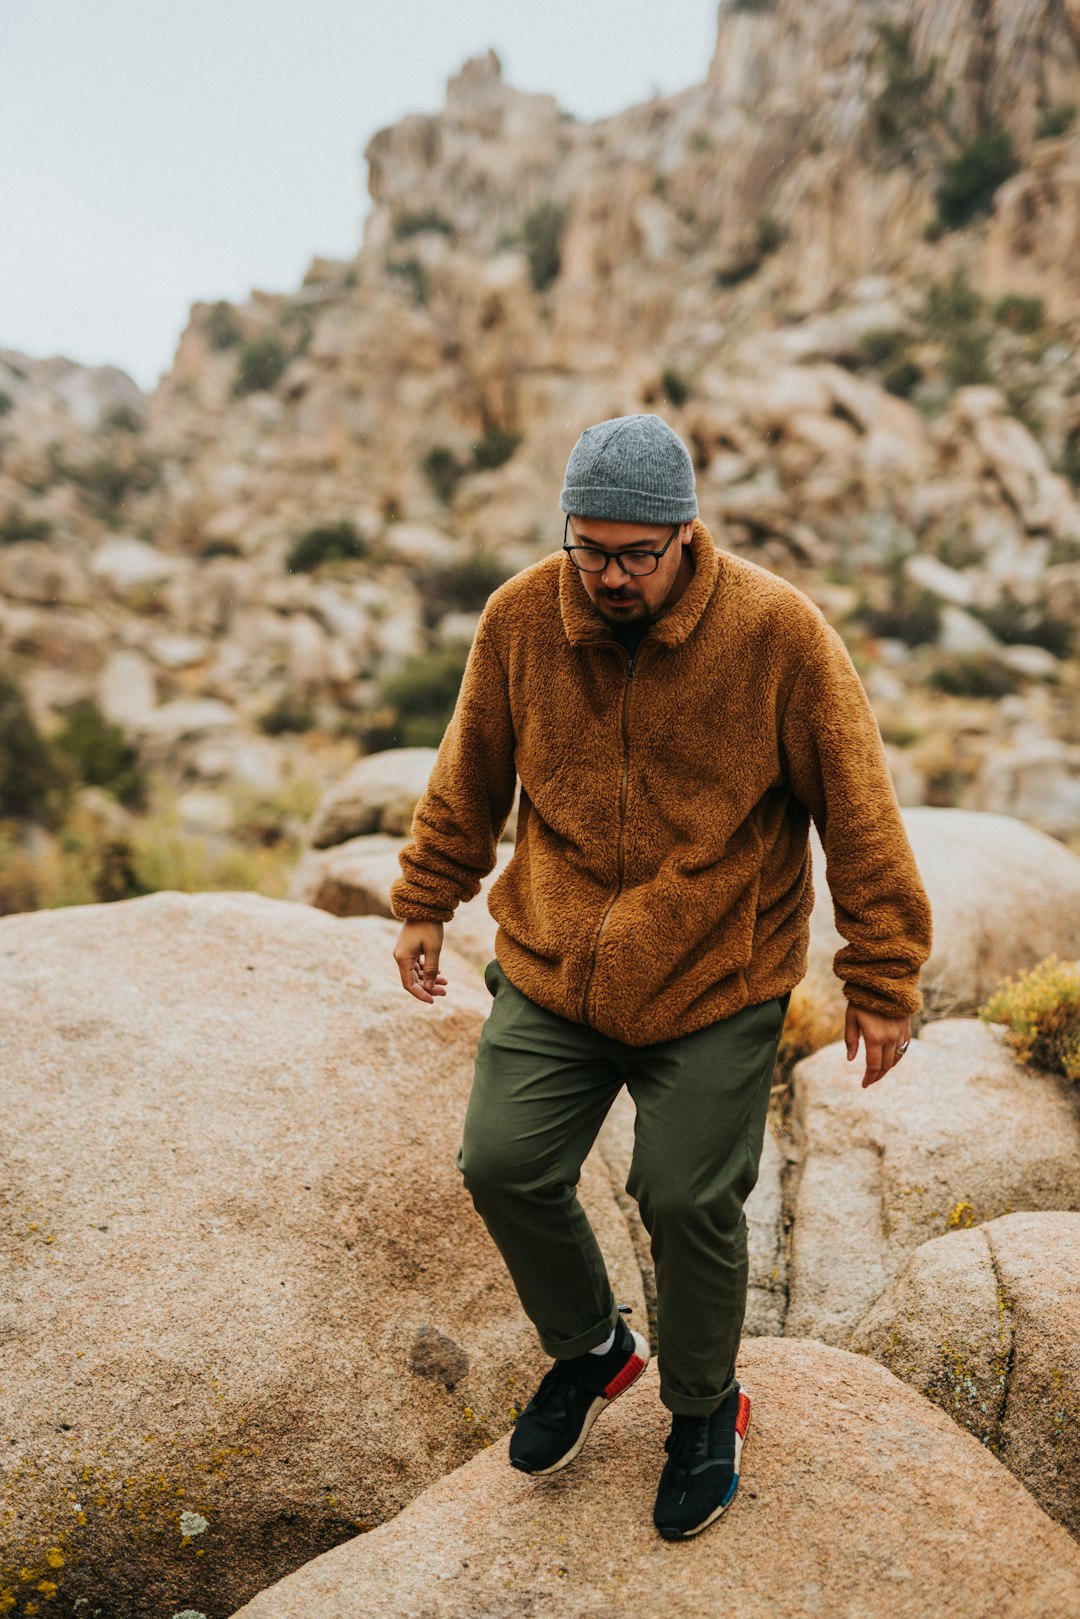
left=2, top=0, right=1080, bottom=901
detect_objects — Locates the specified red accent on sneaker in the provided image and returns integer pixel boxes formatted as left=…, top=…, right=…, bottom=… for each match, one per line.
left=603, top=1353, right=645, bottom=1401
left=735, top=1390, right=751, bottom=1438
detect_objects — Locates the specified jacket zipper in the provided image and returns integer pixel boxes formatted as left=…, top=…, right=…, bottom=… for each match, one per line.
left=581, top=648, right=636, bottom=1024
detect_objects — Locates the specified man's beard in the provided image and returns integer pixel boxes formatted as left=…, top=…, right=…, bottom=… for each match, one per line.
left=594, top=588, right=651, bottom=625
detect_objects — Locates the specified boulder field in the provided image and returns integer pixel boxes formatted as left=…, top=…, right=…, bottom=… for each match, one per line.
left=785, top=1017, right=1080, bottom=1344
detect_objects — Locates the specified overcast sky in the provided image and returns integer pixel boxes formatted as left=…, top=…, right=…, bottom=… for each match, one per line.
left=2, top=0, right=717, bottom=393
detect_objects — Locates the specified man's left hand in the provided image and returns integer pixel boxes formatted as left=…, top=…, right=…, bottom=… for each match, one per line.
left=845, top=1004, right=912, bottom=1088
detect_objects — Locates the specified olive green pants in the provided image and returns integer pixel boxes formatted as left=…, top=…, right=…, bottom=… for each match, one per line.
left=456, top=959, right=791, bottom=1417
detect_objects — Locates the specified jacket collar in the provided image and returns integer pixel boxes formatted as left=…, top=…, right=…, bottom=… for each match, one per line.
left=558, top=518, right=721, bottom=649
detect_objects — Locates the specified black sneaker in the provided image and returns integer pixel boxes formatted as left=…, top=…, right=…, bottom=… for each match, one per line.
left=652, top=1382, right=751, bottom=1540
left=509, top=1310, right=650, bottom=1476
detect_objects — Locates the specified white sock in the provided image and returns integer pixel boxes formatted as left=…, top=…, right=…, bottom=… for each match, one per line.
left=589, top=1327, right=617, bottom=1356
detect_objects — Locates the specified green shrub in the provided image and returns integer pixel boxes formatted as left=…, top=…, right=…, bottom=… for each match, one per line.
left=100, top=403, right=143, bottom=434
left=923, top=270, right=983, bottom=332
left=869, top=22, right=936, bottom=153
left=0, top=390, right=15, bottom=415
left=364, top=647, right=470, bottom=750
left=662, top=369, right=690, bottom=408
left=859, top=327, right=912, bottom=366
left=58, top=450, right=161, bottom=514
left=928, top=652, right=1020, bottom=699
left=969, top=601, right=1073, bottom=658
left=1036, top=103, right=1076, bottom=140
left=206, top=300, right=243, bottom=350
left=419, top=553, right=510, bottom=623
left=732, top=0, right=775, bottom=9
left=257, top=694, right=317, bottom=735
left=1061, top=427, right=1080, bottom=487
left=980, top=955, right=1080, bottom=1082
left=993, top=293, right=1044, bottom=334
left=394, top=209, right=454, bottom=238
left=285, top=520, right=367, bottom=573
left=422, top=446, right=464, bottom=504
left=715, top=214, right=788, bottom=288
left=472, top=428, right=521, bottom=470
left=0, top=671, right=71, bottom=826
left=943, top=325, right=991, bottom=387
left=233, top=337, right=289, bottom=396
left=523, top=201, right=569, bottom=292
left=883, top=357, right=924, bottom=397
left=387, top=256, right=428, bottom=305
left=52, top=699, right=146, bottom=808
left=934, top=129, right=1020, bottom=230
left=856, top=582, right=942, bottom=647
left=0, top=508, right=52, bottom=545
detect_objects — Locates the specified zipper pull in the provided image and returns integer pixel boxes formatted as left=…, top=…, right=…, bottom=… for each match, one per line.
left=627, top=656, right=636, bottom=680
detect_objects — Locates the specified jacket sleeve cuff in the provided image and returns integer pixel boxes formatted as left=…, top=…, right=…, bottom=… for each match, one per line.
left=842, top=982, right=923, bottom=1020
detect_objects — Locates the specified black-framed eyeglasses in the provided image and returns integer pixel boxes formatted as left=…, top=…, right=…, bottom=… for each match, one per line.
left=562, top=514, right=682, bottom=576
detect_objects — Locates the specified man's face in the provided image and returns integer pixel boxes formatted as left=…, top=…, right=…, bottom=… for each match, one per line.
left=566, top=515, right=695, bottom=627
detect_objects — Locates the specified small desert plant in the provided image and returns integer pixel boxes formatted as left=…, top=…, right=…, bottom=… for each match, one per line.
left=0, top=508, right=52, bottom=545
left=979, top=955, right=1080, bottom=1082
left=0, top=671, right=71, bottom=827
left=257, top=694, right=317, bottom=735
left=206, top=300, right=243, bottom=350
left=387, top=256, right=428, bottom=305
left=715, top=213, right=788, bottom=288
left=927, top=652, right=1020, bottom=700
left=869, top=21, right=936, bottom=155
left=363, top=647, right=469, bottom=751
left=934, top=128, right=1019, bottom=231
left=523, top=201, right=569, bottom=292
left=662, top=369, right=690, bottom=408
left=422, top=446, right=464, bottom=503
left=233, top=336, right=289, bottom=396
left=472, top=428, right=521, bottom=470
left=0, top=390, right=13, bottom=415
left=394, top=209, right=454, bottom=238
left=418, top=553, right=510, bottom=624
left=285, top=519, right=367, bottom=573
left=1035, top=103, right=1076, bottom=140
left=52, top=699, right=146, bottom=809
left=993, top=293, right=1045, bottom=334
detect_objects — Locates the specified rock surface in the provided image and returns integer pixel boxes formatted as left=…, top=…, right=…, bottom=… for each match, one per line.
left=229, top=1339, right=1080, bottom=1619
left=805, top=807, right=1080, bottom=1021
left=785, top=1017, right=1080, bottom=1343
left=0, top=891, right=643, bottom=1617
left=850, top=1211, right=1080, bottom=1539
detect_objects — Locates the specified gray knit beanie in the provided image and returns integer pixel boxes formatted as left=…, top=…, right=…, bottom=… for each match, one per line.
left=560, top=413, right=698, bottom=524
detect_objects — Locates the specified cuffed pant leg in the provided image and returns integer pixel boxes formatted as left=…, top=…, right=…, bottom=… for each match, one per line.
left=456, top=960, right=625, bottom=1359
left=625, top=991, right=791, bottom=1416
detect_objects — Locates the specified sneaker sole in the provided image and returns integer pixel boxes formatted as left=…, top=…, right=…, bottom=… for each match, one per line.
left=511, top=1331, right=651, bottom=1477
left=655, top=1388, right=751, bottom=1541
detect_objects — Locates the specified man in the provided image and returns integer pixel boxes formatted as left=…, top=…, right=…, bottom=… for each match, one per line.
left=391, top=413, right=932, bottom=1540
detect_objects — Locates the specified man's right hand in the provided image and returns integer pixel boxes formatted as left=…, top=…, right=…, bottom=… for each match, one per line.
left=393, top=921, right=448, bottom=1004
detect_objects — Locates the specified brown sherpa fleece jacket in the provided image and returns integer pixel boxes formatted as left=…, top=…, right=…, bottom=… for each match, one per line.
left=390, top=519, right=933, bottom=1046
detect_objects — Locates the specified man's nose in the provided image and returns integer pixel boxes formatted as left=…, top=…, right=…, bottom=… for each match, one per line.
left=599, top=554, right=630, bottom=584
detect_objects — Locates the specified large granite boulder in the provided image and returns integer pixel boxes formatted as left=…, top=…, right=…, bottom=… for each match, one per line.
left=288, top=835, right=507, bottom=974
left=306, top=748, right=440, bottom=845
left=805, top=808, right=1080, bottom=1020
left=850, top=1212, right=1080, bottom=1539
left=785, top=1018, right=1080, bottom=1344
left=230, top=1339, right=1080, bottom=1618
left=0, top=891, right=643, bottom=1617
